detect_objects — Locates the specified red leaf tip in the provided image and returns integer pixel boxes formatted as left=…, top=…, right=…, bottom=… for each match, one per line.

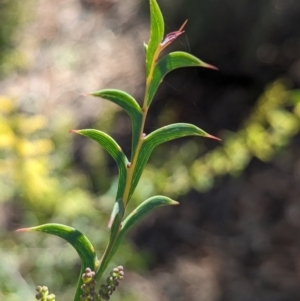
left=69, top=129, right=79, bottom=134
left=160, top=20, right=188, bottom=49
left=178, top=19, right=188, bottom=32
left=205, top=63, right=218, bottom=71
left=207, top=134, right=222, bottom=141
left=15, top=228, right=30, bottom=233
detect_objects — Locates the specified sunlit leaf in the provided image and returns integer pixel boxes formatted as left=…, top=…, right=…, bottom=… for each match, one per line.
left=146, top=0, right=164, bottom=76
left=17, top=224, right=98, bottom=301
left=17, top=223, right=97, bottom=268
left=147, top=51, right=217, bottom=106
left=89, top=89, right=143, bottom=156
left=129, top=123, right=220, bottom=199
left=121, top=195, right=178, bottom=233
left=71, top=129, right=128, bottom=199
left=106, top=196, right=178, bottom=270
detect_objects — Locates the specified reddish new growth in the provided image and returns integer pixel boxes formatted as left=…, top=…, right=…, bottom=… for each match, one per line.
left=160, top=20, right=188, bottom=50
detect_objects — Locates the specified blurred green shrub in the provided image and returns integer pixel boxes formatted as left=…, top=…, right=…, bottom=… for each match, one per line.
left=0, top=0, right=32, bottom=75
left=0, top=95, right=93, bottom=218
left=191, top=80, right=300, bottom=191
left=131, top=80, right=300, bottom=199
left=0, top=96, right=142, bottom=301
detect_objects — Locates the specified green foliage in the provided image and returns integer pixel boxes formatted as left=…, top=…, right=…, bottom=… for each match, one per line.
left=0, top=0, right=33, bottom=75
left=17, top=224, right=98, bottom=270
left=120, top=196, right=178, bottom=241
left=132, top=81, right=300, bottom=197
left=3, top=1, right=300, bottom=300
left=0, top=95, right=56, bottom=210
left=90, top=90, right=143, bottom=157
left=147, top=51, right=217, bottom=106
left=146, top=0, right=165, bottom=76
left=191, top=80, right=300, bottom=191
left=72, top=129, right=129, bottom=200
left=18, top=224, right=98, bottom=301
left=0, top=96, right=95, bottom=218
left=129, top=123, right=219, bottom=200
left=16, top=0, right=218, bottom=300
left=0, top=96, right=139, bottom=301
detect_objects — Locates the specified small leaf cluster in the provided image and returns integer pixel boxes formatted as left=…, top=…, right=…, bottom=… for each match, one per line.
left=17, top=1, right=218, bottom=300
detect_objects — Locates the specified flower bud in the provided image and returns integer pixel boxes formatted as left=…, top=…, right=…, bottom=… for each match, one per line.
left=36, top=286, right=42, bottom=293
left=41, top=286, right=49, bottom=293
left=46, top=293, right=56, bottom=301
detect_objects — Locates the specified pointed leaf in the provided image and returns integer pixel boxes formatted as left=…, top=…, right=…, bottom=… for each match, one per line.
left=106, top=196, right=178, bottom=269
left=147, top=51, right=217, bottom=106
left=121, top=195, right=178, bottom=234
left=160, top=20, right=188, bottom=50
left=146, top=0, right=165, bottom=76
left=17, top=223, right=97, bottom=268
left=17, top=224, right=98, bottom=301
left=129, top=123, right=220, bottom=199
left=90, top=89, right=143, bottom=155
left=71, top=129, right=128, bottom=199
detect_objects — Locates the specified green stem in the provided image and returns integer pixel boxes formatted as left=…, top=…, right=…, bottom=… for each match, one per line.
left=95, top=198, right=124, bottom=280
left=93, top=41, right=161, bottom=285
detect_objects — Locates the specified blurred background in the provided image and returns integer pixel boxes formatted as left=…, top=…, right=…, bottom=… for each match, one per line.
left=1, top=0, right=300, bottom=300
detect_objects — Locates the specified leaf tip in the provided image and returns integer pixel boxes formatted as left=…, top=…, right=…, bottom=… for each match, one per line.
left=179, top=19, right=188, bottom=32
left=160, top=20, right=187, bottom=49
left=15, top=227, right=31, bottom=233
left=206, top=134, right=221, bottom=141
left=69, top=129, right=79, bottom=134
left=89, top=91, right=101, bottom=97
left=205, top=63, right=218, bottom=71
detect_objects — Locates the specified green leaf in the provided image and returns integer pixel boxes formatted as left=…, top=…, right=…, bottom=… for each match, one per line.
left=107, top=196, right=178, bottom=268
left=146, top=0, right=164, bottom=76
left=71, top=129, right=128, bottom=199
left=89, top=89, right=143, bottom=156
left=121, top=195, right=178, bottom=234
left=17, top=223, right=97, bottom=268
left=147, top=51, right=217, bottom=106
left=129, top=123, right=220, bottom=199
left=17, top=224, right=98, bottom=301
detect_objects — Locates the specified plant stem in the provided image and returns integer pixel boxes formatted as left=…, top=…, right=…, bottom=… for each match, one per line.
left=94, top=43, right=160, bottom=283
